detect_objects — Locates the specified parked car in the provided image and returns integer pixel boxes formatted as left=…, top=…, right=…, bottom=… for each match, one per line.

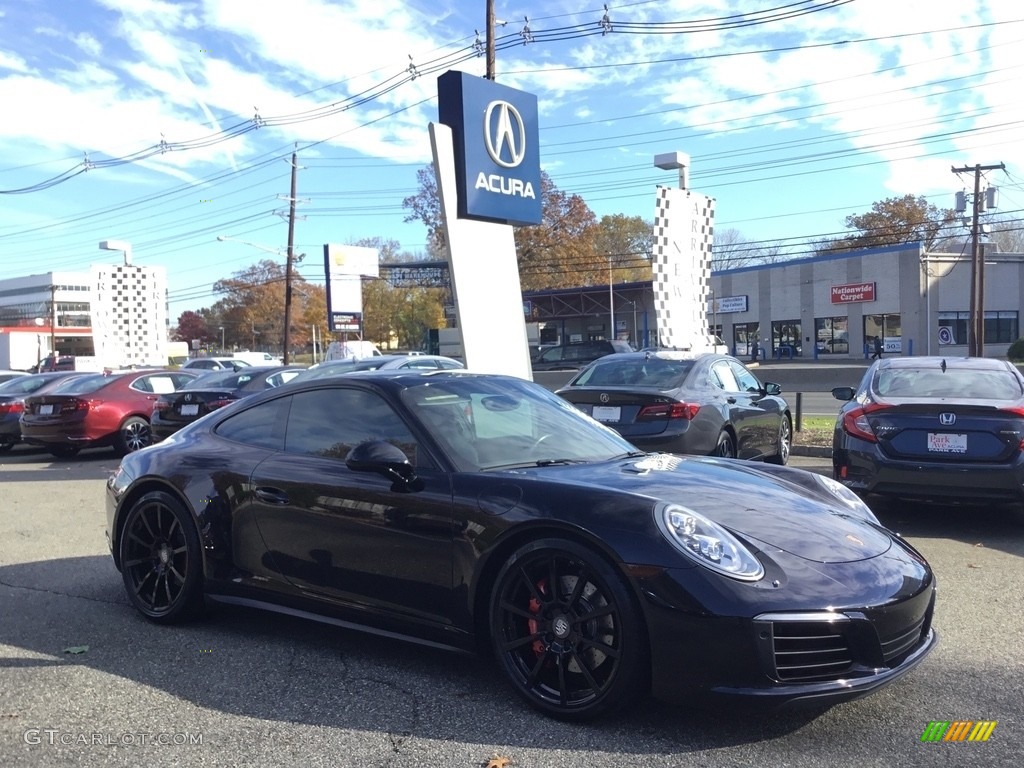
left=832, top=356, right=1024, bottom=504
left=180, top=357, right=251, bottom=372
left=531, top=339, right=633, bottom=371
left=0, top=371, right=87, bottom=452
left=232, top=351, right=283, bottom=366
left=293, top=354, right=464, bottom=382
left=0, top=370, right=28, bottom=385
left=555, top=351, right=792, bottom=462
left=21, top=369, right=198, bottom=457
left=529, top=343, right=558, bottom=361
left=106, top=370, right=935, bottom=721
left=152, top=365, right=306, bottom=440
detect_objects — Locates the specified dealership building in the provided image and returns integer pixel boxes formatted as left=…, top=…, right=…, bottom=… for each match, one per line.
left=525, top=242, right=1023, bottom=360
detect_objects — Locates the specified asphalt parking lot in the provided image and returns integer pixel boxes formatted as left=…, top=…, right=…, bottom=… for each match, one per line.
left=1, top=445, right=1022, bottom=768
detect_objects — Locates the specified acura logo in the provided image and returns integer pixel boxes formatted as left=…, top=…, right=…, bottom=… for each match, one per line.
left=483, top=101, right=526, bottom=168
left=939, top=412, right=956, bottom=426
left=184, top=394, right=193, bottom=402
left=599, top=393, right=610, bottom=403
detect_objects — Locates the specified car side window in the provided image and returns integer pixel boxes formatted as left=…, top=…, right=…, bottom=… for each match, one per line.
left=729, top=361, right=763, bottom=393
left=215, top=397, right=287, bottom=450
left=710, top=361, right=740, bottom=392
left=539, top=347, right=563, bottom=363
left=284, top=387, right=419, bottom=465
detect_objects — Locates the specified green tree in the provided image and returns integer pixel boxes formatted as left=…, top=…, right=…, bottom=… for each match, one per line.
left=592, top=213, right=653, bottom=284
left=401, top=167, right=446, bottom=258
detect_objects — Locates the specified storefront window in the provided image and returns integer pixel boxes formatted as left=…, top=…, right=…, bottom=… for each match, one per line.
left=771, top=320, right=802, bottom=357
left=940, top=310, right=1020, bottom=345
left=814, top=316, right=849, bottom=354
left=864, top=314, right=902, bottom=354
left=732, top=322, right=760, bottom=359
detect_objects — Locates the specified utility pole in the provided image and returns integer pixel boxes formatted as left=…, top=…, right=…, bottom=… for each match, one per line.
left=283, top=150, right=298, bottom=364
left=952, top=162, right=1004, bottom=357
left=486, top=0, right=496, bottom=80
left=49, top=283, right=57, bottom=360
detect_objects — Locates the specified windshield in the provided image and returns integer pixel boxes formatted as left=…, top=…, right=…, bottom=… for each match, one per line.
left=873, top=367, right=1023, bottom=400
left=571, top=357, right=695, bottom=388
left=400, top=376, right=637, bottom=471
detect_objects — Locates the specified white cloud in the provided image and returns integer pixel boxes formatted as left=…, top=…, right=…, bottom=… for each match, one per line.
left=74, top=32, right=103, bottom=58
left=0, top=51, right=30, bottom=73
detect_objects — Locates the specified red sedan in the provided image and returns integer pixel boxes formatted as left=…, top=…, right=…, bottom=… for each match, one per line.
left=20, top=369, right=197, bottom=458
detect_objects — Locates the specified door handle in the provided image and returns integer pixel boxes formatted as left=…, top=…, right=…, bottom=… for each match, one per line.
left=727, top=397, right=736, bottom=403
left=253, top=487, right=290, bottom=505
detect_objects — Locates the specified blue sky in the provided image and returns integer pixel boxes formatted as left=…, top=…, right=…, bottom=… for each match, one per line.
left=1, top=0, right=1022, bottom=318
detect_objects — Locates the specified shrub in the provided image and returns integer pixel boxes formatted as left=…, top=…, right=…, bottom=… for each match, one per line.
left=1007, top=338, right=1024, bottom=361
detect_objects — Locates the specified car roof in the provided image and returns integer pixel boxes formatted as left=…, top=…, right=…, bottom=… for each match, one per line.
left=876, top=356, right=1013, bottom=371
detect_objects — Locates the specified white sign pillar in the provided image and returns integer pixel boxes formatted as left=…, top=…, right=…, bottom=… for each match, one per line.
left=429, top=122, right=532, bottom=380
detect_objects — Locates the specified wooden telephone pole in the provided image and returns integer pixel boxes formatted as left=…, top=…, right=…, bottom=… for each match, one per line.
left=952, top=162, right=1004, bottom=357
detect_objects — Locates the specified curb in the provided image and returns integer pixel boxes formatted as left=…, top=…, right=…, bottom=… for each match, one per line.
left=791, top=444, right=832, bottom=458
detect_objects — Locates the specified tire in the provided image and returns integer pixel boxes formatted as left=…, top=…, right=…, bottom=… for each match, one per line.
left=714, top=430, right=736, bottom=459
left=766, top=417, right=792, bottom=465
left=48, top=445, right=80, bottom=458
left=0, top=435, right=15, bottom=454
left=489, top=538, right=648, bottom=721
left=119, top=491, right=204, bottom=623
left=115, top=416, right=152, bottom=457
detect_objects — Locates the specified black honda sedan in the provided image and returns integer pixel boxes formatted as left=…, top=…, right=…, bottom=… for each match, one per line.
left=832, top=355, right=1024, bottom=504
left=556, top=351, right=792, bottom=462
left=106, top=371, right=935, bottom=721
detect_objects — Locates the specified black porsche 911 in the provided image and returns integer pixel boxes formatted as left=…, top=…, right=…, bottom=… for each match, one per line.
left=106, top=370, right=936, bottom=721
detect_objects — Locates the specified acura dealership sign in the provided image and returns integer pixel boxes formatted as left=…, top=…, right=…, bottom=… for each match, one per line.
left=437, top=71, right=542, bottom=226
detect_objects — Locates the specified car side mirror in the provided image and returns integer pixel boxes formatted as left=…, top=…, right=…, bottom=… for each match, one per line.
left=346, top=440, right=421, bottom=491
left=831, top=386, right=855, bottom=401
left=764, top=382, right=782, bottom=396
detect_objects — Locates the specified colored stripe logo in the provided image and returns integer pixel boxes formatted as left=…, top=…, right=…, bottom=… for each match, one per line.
left=921, top=721, right=997, bottom=742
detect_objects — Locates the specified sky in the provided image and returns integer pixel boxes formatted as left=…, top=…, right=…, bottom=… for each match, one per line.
left=1, top=0, right=1022, bottom=319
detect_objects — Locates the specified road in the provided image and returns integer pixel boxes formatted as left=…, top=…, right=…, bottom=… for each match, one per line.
left=1, top=445, right=1022, bottom=768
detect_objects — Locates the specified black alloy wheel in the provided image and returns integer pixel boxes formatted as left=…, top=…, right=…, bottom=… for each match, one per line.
left=119, top=491, right=204, bottom=623
left=490, top=538, right=648, bottom=721
left=767, top=417, right=792, bottom=465
left=715, top=430, right=737, bottom=459
left=0, top=435, right=14, bottom=453
left=116, top=416, right=152, bottom=456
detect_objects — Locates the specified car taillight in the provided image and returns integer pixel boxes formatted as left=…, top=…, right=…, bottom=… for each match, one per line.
left=208, top=398, right=237, bottom=410
left=70, top=399, right=102, bottom=412
left=842, top=403, right=890, bottom=443
left=153, top=400, right=170, bottom=414
left=0, top=402, right=24, bottom=416
left=637, top=402, right=700, bottom=420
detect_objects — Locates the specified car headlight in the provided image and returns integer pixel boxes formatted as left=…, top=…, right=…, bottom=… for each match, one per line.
left=815, top=474, right=880, bottom=525
left=655, top=503, right=764, bottom=581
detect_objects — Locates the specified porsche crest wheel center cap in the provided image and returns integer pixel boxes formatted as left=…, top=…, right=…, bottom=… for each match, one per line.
left=552, top=615, right=571, bottom=639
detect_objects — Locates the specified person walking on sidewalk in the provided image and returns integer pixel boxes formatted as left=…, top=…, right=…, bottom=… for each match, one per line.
left=871, top=336, right=883, bottom=360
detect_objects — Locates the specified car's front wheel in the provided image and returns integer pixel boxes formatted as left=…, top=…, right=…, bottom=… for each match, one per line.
left=766, top=416, right=792, bottom=465
left=119, top=491, right=204, bottom=623
left=489, top=538, right=648, bottom=721
left=714, top=430, right=736, bottom=459
left=115, top=416, right=152, bottom=456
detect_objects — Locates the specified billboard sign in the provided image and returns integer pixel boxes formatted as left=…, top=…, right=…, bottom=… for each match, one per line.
left=437, top=71, right=542, bottom=226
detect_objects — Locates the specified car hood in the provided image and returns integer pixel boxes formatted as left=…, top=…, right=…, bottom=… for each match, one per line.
left=514, top=454, right=891, bottom=564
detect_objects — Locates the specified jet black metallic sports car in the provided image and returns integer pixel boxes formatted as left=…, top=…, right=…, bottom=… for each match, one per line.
left=106, top=370, right=936, bottom=721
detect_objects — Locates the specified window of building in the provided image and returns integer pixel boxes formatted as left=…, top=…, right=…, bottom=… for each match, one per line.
left=937, top=312, right=969, bottom=346
left=864, top=313, right=902, bottom=353
left=732, top=322, right=760, bottom=358
left=771, top=320, right=802, bottom=357
left=814, top=316, right=849, bottom=354
left=939, top=310, right=1019, bottom=345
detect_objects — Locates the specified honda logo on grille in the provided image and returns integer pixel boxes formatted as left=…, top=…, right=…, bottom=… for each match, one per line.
left=939, top=412, right=956, bottom=426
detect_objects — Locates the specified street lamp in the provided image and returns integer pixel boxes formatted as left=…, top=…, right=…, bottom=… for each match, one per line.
left=99, top=239, right=134, bottom=366
left=219, top=325, right=225, bottom=353
left=216, top=236, right=302, bottom=364
left=654, top=151, right=690, bottom=190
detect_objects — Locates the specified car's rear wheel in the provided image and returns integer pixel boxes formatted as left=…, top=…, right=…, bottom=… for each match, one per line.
left=766, top=417, right=792, bottom=465
left=715, top=430, right=736, bottom=458
left=0, top=435, right=15, bottom=453
left=119, top=491, right=204, bottom=623
left=115, top=416, right=152, bottom=456
left=48, top=445, right=80, bottom=458
left=489, top=538, right=648, bottom=721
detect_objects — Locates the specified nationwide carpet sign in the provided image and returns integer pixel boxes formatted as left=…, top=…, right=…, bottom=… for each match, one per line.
left=831, top=281, right=876, bottom=304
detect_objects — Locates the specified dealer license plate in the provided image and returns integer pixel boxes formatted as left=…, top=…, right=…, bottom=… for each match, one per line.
left=592, top=405, right=621, bottom=423
left=38, top=404, right=54, bottom=415
left=180, top=403, right=200, bottom=416
left=927, top=432, right=967, bottom=453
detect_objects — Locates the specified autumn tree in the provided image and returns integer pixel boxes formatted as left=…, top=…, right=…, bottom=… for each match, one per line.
left=591, top=214, right=653, bottom=284
left=402, top=167, right=446, bottom=258
left=823, top=194, right=958, bottom=254
left=712, top=228, right=789, bottom=269
left=173, top=310, right=209, bottom=346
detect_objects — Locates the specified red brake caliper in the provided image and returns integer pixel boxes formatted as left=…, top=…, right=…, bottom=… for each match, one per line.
left=528, top=578, right=547, bottom=656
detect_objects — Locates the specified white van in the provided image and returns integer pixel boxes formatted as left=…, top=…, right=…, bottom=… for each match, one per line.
left=325, top=341, right=382, bottom=361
